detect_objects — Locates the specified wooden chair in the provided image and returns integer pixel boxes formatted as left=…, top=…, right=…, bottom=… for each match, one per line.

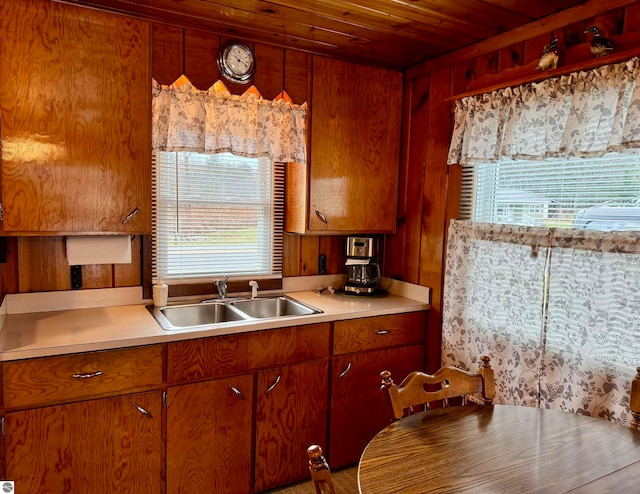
left=631, top=366, right=640, bottom=430
left=380, top=356, right=496, bottom=420
left=307, top=444, right=336, bottom=494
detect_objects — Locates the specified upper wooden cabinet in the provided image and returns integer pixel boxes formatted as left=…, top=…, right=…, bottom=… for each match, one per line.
left=0, top=0, right=151, bottom=234
left=286, top=57, right=403, bottom=234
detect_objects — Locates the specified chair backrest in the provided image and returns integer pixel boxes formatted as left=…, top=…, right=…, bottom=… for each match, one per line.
left=631, top=366, right=640, bottom=430
left=380, top=356, right=496, bottom=420
left=307, top=444, right=336, bottom=494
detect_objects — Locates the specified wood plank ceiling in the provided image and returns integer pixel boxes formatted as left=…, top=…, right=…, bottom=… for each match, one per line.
left=58, top=0, right=589, bottom=70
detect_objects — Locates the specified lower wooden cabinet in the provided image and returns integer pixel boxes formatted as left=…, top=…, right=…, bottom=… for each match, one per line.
left=167, top=374, right=255, bottom=494
left=5, top=390, right=164, bottom=493
left=329, top=311, right=428, bottom=468
left=0, top=312, right=427, bottom=492
left=255, top=360, right=329, bottom=491
left=329, top=344, right=425, bottom=467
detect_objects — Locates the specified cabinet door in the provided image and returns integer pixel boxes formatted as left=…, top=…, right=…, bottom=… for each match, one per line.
left=167, top=374, right=254, bottom=494
left=307, top=57, right=402, bottom=233
left=0, top=0, right=151, bottom=234
left=329, top=345, right=425, bottom=468
left=255, top=360, right=329, bottom=491
left=5, top=391, right=163, bottom=493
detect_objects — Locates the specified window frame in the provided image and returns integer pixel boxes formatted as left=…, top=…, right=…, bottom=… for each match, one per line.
left=143, top=152, right=285, bottom=300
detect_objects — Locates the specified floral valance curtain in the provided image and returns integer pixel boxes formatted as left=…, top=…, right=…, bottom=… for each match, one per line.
left=442, top=220, right=640, bottom=426
left=448, top=57, right=640, bottom=165
left=152, top=78, right=307, bottom=164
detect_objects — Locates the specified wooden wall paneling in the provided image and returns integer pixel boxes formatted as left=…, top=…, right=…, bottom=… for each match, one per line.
left=114, top=235, right=142, bottom=287
left=523, top=33, right=552, bottom=65
left=558, top=19, right=587, bottom=50
left=451, top=60, right=474, bottom=95
left=299, top=236, right=320, bottom=276
left=283, top=234, right=301, bottom=277
left=184, top=29, right=218, bottom=90
left=152, top=24, right=184, bottom=84
left=253, top=43, right=285, bottom=100
left=283, top=50, right=312, bottom=105
left=18, top=238, right=70, bottom=292
left=382, top=73, right=412, bottom=281
left=81, top=264, right=113, bottom=289
left=0, top=237, right=19, bottom=296
left=420, top=68, right=453, bottom=373
left=318, top=236, right=345, bottom=275
left=624, top=3, right=640, bottom=32
left=472, top=50, right=499, bottom=82
left=586, top=8, right=625, bottom=37
left=393, top=74, right=430, bottom=284
left=498, top=42, right=524, bottom=72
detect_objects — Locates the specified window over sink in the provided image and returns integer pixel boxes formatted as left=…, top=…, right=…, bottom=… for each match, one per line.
left=152, top=151, right=284, bottom=283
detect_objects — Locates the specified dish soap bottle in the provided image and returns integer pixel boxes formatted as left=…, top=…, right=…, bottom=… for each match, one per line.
left=153, top=279, right=168, bottom=307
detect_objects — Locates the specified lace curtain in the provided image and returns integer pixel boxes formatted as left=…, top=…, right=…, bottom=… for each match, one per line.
left=447, top=57, right=640, bottom=165
left=152, top=78, right=307, bottom=163
left=443, top=220, right=640, bottom=426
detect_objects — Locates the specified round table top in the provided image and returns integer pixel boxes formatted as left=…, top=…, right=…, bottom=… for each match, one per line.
left=357, top=404, right=640, bottom=494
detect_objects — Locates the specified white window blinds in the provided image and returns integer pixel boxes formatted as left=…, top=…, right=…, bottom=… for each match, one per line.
left=460, top=153, right=640, bottom=230
left=152, top=151, right=284, bottom=281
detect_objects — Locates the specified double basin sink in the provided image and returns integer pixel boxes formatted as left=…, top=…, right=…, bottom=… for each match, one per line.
left=148, top=295, right=323, bottom=331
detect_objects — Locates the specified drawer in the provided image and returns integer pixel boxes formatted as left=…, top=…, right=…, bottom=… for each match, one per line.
left=168, top=323, right=331, bottom=383
left=3, top=345, right=164, bottom=409
left=333, top=312, right=427, bottom=355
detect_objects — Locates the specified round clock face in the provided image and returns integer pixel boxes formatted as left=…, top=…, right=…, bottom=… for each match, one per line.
left=218, top=42, right=256, bottom=84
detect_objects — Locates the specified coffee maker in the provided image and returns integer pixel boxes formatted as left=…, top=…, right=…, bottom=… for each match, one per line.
left=344, top=237, right=380, bottom=294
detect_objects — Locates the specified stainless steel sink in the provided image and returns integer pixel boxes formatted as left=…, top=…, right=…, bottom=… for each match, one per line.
left=151, top=302, right=248, bottom=330
left=148, top=295, right=322, bottom=330
left=230, top=296, right=323, bottom=318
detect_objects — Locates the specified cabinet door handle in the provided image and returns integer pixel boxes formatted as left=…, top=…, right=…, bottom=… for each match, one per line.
left=315, top=210, right=328, bottom=224
left=375, top=329, right=391, bottom=335
left=133, top=402, right=153, bottom=419
left=121, top=206, right=140, bottom=224
left=338, top=362, right=352, bottom=378
left=229, top=385, right=245, bottom=400
left=265, top=375, right=281, bottom=395
left=72, top=370, right=103, bottom=379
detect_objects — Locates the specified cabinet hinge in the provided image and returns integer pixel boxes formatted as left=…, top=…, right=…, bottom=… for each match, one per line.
left=0, top=203, right=3, bottom=222
left=1, top=417, right=5, bottom=436
left=163, top=391, right=167, bottom=407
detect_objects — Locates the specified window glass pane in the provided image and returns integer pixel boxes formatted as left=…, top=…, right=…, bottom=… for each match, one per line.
left=461, top=154, right=640, bottom=230
left=152, top=152, right=283, bottom=281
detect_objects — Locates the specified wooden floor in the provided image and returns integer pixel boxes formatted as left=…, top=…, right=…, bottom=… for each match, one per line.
left=263, top=466, right=359, bottom=494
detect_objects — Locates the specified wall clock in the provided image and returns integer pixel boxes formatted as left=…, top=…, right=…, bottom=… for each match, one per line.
left=217, top=41, right=256, bottom=84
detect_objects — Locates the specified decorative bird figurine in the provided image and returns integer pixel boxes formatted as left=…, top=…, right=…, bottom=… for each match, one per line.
left=537, top=37, right=559, bottom=71
left=585, top=26, right=613, bottom=57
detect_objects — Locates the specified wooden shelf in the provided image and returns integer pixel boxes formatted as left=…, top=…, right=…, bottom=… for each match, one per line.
left=446, top=34, right=640, bottom=102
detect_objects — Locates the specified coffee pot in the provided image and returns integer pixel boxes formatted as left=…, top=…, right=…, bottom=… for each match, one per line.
left=344, top=237, right=380, bottom=295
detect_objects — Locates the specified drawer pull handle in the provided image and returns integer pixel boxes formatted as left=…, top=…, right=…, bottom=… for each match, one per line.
left=133, top=402, right=153, bottom=419
left=375, top=329, right=391, bottom=335
left=229, top=385, right=245, bottom=400
left=121, top=206, right=140, bottom=224
left=315, top=210, right=328, bottom=224
left=72, top=371, right=103, bottom=379
left=338, top=362, right=352, bottom=378
left=265, top=375, right=281, bottom=395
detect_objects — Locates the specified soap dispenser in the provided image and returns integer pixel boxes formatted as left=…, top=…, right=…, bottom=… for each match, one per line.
left=153, top=278, right=168, bottom=307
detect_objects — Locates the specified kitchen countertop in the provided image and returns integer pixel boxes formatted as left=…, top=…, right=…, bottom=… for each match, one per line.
left=0, top=290, right=429, bottom=361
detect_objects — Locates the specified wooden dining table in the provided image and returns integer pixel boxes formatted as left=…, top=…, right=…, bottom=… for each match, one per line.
left=357, top=404, right=640, bottom=493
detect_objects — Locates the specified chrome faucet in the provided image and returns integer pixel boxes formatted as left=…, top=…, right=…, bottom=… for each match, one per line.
left=214, top=275, right=229, bottom=299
